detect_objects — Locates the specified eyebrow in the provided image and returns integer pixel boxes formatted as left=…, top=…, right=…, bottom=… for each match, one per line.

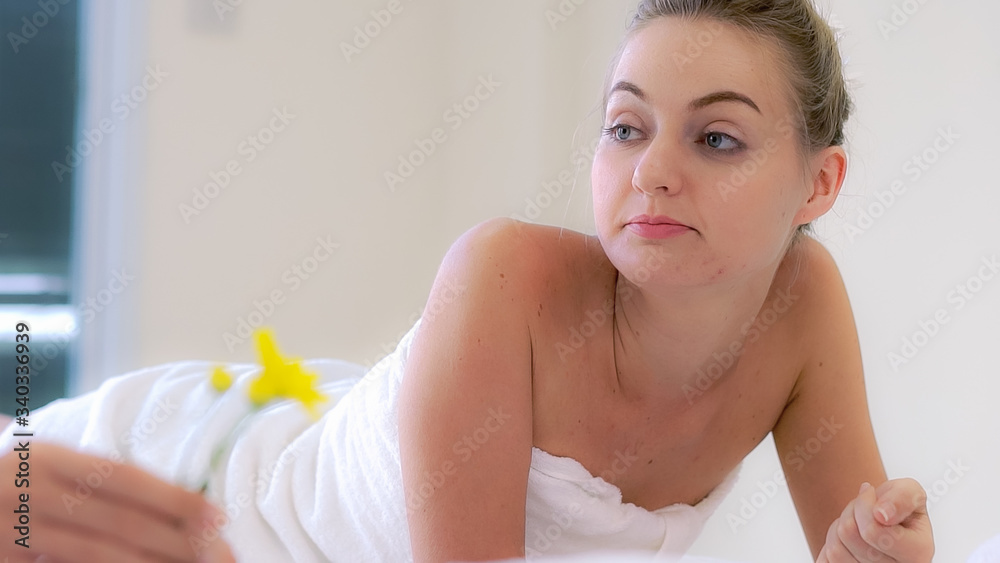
left=608, top=81, right=762, bottom=115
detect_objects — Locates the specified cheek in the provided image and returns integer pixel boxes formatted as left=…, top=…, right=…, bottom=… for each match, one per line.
left=591, top=148, right=614, bottom=181
left=591, top=154, right=620, bottom=206
left=715, top=163, right=791, bottom=209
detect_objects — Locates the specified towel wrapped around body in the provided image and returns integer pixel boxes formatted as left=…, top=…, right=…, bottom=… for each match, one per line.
left=0, top=317, right=740, bottom=562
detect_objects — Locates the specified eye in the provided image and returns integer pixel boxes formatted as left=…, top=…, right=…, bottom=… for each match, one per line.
left=602, top=124, right=640, bottom=143
left=703, top=131, right=743, bottom=152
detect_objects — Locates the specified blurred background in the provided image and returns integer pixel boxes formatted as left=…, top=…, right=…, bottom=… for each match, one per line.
left=1, top=0, right=997, bottom=561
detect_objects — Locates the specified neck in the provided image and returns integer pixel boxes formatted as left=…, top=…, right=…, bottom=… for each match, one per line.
left=610, top=246, right=802, bottom=408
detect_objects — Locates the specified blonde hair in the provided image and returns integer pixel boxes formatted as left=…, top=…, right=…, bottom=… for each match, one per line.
left=605, top=0, right=853, bottom=242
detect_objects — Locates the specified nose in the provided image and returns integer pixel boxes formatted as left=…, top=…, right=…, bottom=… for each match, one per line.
left=631, top=136, right=681, bottom=196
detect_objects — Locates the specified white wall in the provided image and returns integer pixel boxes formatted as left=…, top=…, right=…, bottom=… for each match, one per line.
left=76, top=0, right=998, bottom=561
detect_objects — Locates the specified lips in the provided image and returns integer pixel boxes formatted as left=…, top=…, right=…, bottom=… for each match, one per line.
left=626, top=214, right=690, bottom=228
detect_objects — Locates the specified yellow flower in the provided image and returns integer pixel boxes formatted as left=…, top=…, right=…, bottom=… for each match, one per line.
left=197, top=327, right=328, bottom=495
left=210, top=366, right=234, bottom=392
left=247, top=328, right=327, bottom=419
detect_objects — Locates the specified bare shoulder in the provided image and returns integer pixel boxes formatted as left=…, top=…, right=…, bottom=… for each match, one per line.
left=447, top=217, right=549, bottom=271
left=794, top=236, right=850, bottom=299
left=442, top=218, right=599, bottom=306
left=779, top=236, right=856, bottom=344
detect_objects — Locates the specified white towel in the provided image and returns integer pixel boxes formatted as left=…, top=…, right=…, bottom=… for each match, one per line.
left=1, top=317, right=739, bottom=561
left=492, top=550, right=747, bottom=562
left=525, top=447, right=739, bottom=559
left=968, top=534, right=1000, bottom=563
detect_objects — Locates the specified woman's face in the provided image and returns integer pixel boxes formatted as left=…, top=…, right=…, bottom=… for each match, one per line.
left=593, top=17, right=814, bottom=288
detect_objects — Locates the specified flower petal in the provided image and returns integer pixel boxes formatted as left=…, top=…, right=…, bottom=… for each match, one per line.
left=210, top=366, right=233, bottom=392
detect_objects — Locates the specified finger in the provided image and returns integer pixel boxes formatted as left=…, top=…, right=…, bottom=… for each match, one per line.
left=31, top=443, right=215, bottom=561
left=39, top=444, right=206, bottom=530
left=26, top=517, right=180, bottom=563
left=190, top=503, right=238, bottom=563
left=850, top=482, right=898, bottom=562
left=830, top=494, right=875, bottom=562
left=197, top=525, right=238, bottom=563
left=31, top=478, right=197, bottom=562
left=873, top=478, right=928, bottom=526
left=872, top=480, right=936, bottom=562
left=822, top=507, right=857, bottom=562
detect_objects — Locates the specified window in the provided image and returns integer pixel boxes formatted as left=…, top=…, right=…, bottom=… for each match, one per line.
left=1, top=0, right=80, bottom=415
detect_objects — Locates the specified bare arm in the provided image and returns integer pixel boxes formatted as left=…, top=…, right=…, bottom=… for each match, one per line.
left=399, top=218, right=536, bottom=563
left=772, top=242, right=886, bottom=558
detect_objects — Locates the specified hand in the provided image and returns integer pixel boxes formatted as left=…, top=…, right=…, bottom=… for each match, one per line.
left=1, top=441, right=236, bottom=562
left=817, top=478, right=934, bottom=562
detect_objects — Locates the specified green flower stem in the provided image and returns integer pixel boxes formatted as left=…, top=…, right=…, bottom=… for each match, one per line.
left=197, top=405, right=262, bottom=495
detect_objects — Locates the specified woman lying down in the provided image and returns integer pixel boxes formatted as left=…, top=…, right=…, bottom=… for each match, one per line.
left=0, top=1, right=935, bottom=562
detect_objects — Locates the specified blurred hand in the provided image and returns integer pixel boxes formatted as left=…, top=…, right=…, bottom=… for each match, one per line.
left=1, top=442, right=236, bottom=562
left=817, top=478, right=933, bottom=562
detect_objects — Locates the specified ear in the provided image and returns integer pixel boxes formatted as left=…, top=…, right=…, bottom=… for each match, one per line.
left=795, top=145, right=847, bottom=226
